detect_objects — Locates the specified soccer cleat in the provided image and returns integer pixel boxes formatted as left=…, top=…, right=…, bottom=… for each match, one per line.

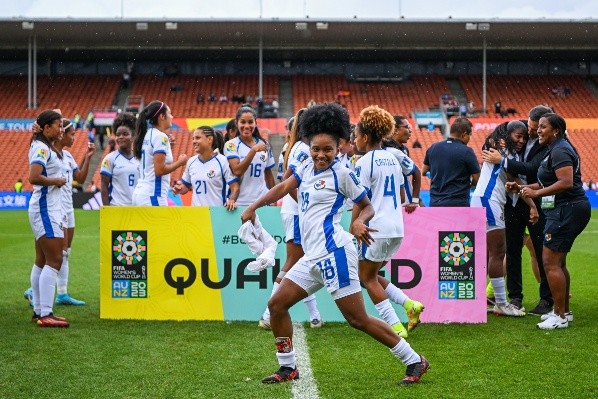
left=486, top=281, right=495, bottom=303
left=528, top=299, right=552, bottom=316
left=405, top=299, right=425, bottom=332
left=24, top=288, right=33, bottom=307
left=37, top=313, right=69, bottom=328
left=310, top=318, right=323, bottom=328
left=399, top=356, right=430, bottom=384
left=262, top=366, right=299, bottom=384
left=509, top=298, right=526, bottom=313
left=541, top=310, right=573, bottom=323
left=493, top=302, right=526, bottom=317
left=32, top=313, right=66, bottom=323
left=537, top=314, right=568, bottom=330
left=392, top=322, right=408, bottom=338
left=258, top=318, right=271, bottom=330
left=55, top=293, right=86, bottom=306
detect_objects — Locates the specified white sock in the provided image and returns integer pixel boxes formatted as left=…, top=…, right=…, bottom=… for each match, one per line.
left=57, top=249, right=69, bottom=295
left=303, top=294, right=321, bottom=320
left=39, top=266, right=59, bottom=317
left=390, top=338, right=421, bottom=366
left=276, top=350, right=296, bottom=369
left=30, top=264, right=43, bottom=314
left=490, top=277, right=507, bottom=305
left=262, top=281, right=280, bottom=320
left=385, top=283, right=409, bottom=306
left=374, top=298, right=401, bottom=327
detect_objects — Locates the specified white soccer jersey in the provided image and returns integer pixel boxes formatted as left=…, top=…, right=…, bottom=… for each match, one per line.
left=100, top=150, right=140, bottom=205
left=293, top=160, right=367, bottom=260
left=384, top=146, right=416, bottom=204
left=223, top=136, right=275, bottom=206
left=28, top=140, right=63, bottom=213
left=181, top=153, right=239, bottom=206
left=133, top=127, right=173, bottom=202
left=60, top=149, right=77, bottom=213
left=355, top=149, right=405, bottom=238
left=472, top=154, right=513, bottom=205
left=281, top=140, right=311, bottom=215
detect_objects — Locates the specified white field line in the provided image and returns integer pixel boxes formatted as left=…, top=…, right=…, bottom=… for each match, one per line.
left=291, top=323, right=320, bottom=399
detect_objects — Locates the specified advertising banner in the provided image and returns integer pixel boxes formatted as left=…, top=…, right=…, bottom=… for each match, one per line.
left=100, top=206, right=487, bottom=323
left=0, top=191, right=31, bottom=210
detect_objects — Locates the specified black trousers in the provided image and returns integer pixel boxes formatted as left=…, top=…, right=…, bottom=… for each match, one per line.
left=504, top=196, right=553, bottom=304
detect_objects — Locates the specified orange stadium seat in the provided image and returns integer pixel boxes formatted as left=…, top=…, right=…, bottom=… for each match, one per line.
left=129, top=75, right=279, bottom=118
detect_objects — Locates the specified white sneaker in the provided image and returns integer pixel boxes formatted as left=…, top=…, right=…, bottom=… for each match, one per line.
left=493, top=302, right=526, bottom=317
left=537, top=314, right=568, bottom=330
left=310, top=318, right=323, bottom=328
left=540, top=310, right=573, bottom=322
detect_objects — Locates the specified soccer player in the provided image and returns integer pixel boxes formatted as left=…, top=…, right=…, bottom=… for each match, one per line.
left=100, top=112, right=140, bottom=206
left=241, top=103, right=429, bottom=385
left=383, top=115, right=424, bottom=208
left=471, top=121, right=538, bottom=317
left=353, top=105, right=424, bottom=338
left=224, top=104, right=275, bottom=206
left=132, top=101, right=188, bottom=206
left=28, top=110, right=69, bottom=327
left=258, top=108, right=323, bottom=330
left=51, top=118, right=94, bottom=305
left=172, top=126, right=240, bottom=209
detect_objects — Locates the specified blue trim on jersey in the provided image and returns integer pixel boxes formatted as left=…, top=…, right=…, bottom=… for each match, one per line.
left=108, top=176, right=114, bottom=203
left=153, top=174, right=162, bottom=197
left=405, top=164, right=416, bottom=176
left=214, top=156, right=227, bottom=204
left=181, top=178, right=192, bottom=187
left=39, top=167, right=54, bottom=237
left=100, top=170, right=113, bottom=177
left=404, top=178, right=412, bottom=202
left=227, top=177, right=240, bottom=184
left=330, top=164, right=339, bottom=191
left=370, top=150, right=376, bottom=179
left=323, top=193, right=345, bottom=253
left=353, top=189, right=367, bottom=203
left=481, top=197, right=496, bottom=226
left=265, top=164, right=275, bottom=169
left=150, top=196, right=159, bottom=206
left=293, top=215, right=301, bottom=245
left=292, top=172, right=302, bottom=186
left=333, top=246, right=351, bottom=289
left=153, top=149, right=166, bottom=155
left=226, top=155, right=240, bottom=159
left=483, top=164, right=501, bottom=200
left=31, top=160, right=45, bottom=167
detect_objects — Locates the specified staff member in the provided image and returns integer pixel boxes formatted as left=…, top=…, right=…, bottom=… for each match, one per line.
left=511, top=113, right=590, bottom=330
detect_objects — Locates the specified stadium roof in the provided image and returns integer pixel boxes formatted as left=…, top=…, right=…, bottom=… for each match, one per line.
left=2, top=19, right=598, bottom=61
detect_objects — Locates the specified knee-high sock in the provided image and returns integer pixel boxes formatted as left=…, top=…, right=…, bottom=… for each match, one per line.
left=30, top=264, right=43, bottom=314
left=39, top=266, right=58, bottom=317
left=262, top=282, right=280, bottom=320
left=302, top=294, right=321, bottom=320
left=57, top=249, right=69, bottom=295
left=385, top=282, right=409, bottom=306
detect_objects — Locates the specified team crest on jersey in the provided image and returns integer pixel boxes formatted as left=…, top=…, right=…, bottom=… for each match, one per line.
left=314, top=179, right=326, bottom=190
left=207, top=170, right=216, bottom=178
left=260, top=153, right=267, bottom=162
left=545, top=233, right=552, bottom=242
left=36, top=148, right=48, bottom=159
left=225, top=141, right=236, bottom=152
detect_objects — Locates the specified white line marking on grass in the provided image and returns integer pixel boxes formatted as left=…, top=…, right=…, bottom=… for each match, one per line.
left=292, top=322, right=319, bottom=399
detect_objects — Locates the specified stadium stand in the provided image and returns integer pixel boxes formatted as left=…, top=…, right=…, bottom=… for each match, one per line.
left=1, top=128, right=92, bottom=191
left=129, top=75, right=279, bottom=118
left=0, top=76, right=120, bottom=119
left=293, top=75, right=450, bottom=119
left=459, top=75, right=598, bottom=118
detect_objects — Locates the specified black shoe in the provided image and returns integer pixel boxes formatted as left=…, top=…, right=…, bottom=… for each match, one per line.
left=528, top=299, right=552, bottom=315
left=509, top=298, right=525, bottom=312
left=262, top=366, right=299, bottom=384
left=399, top=356, right=430, bottom=385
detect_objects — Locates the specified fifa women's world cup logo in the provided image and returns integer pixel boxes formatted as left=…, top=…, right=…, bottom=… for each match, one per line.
left=111, top=231, right=148, bottom=298
left=438, top=232, right=475, bottom=300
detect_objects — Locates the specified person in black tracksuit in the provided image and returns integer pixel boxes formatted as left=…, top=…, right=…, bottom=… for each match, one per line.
left=517, top=113, right=591, bottom=329
left=482, top=105, right=553, bottom=315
